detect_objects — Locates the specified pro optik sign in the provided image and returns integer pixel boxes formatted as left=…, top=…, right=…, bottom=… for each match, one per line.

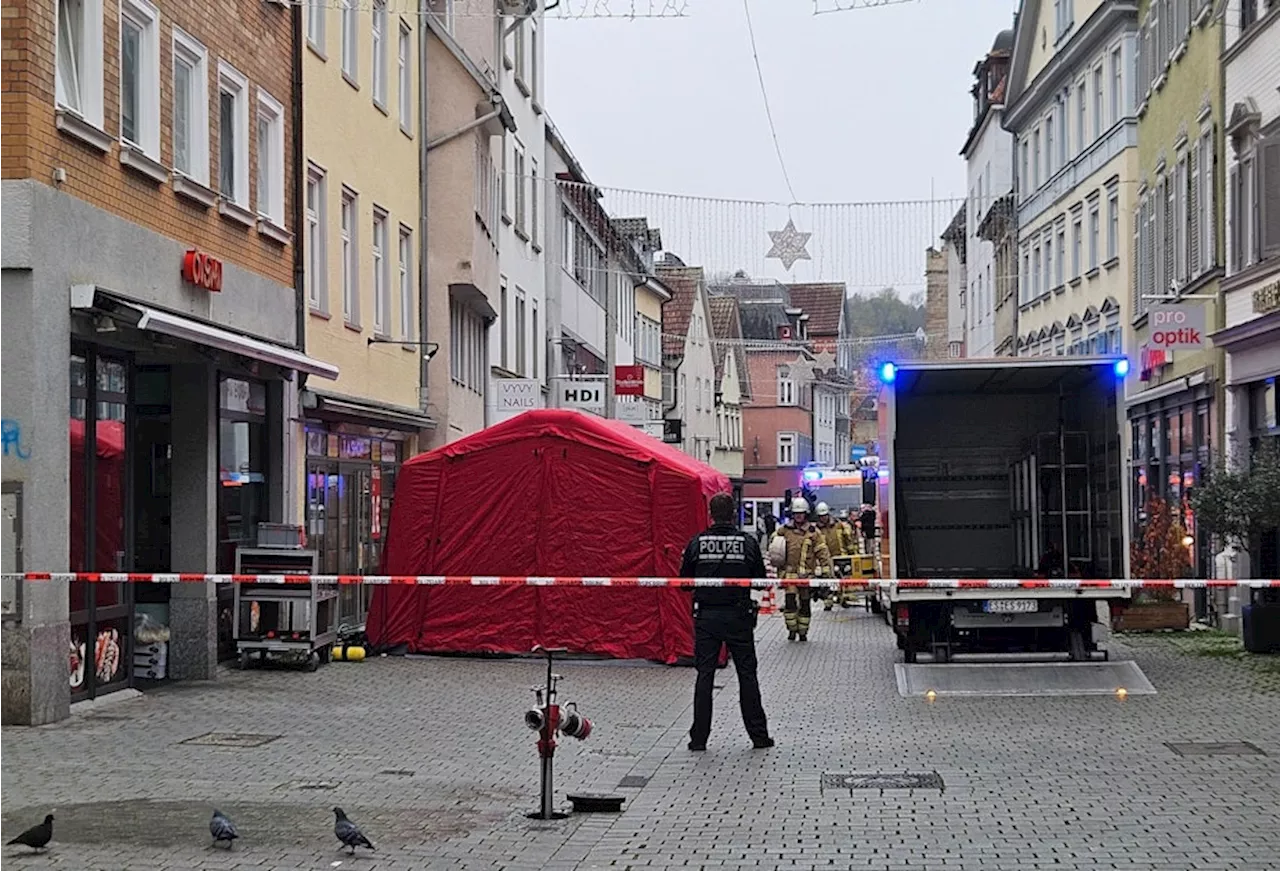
left=1148, top=304, right=1207, bottom=352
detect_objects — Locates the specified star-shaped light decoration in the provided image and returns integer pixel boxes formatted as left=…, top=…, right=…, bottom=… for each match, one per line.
left=809, top=350, right=837, bottom=377
left=765, top=219, right=812, bottom=272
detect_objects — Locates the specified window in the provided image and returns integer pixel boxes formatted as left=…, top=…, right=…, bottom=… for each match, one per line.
left=306, top=0, right=325, bottom=51
left=1089, top=200, right=1101, bottom=270
left=637, top=315, right=661, bottom=366
left=1174, top=154, right=1188, bottom=282
left=371, top=0, right=386, bottom=108
left=1076, top=80, right=1087, bottom=153
left=256, top=90, right=285, bottom=225
left=1110, top=46, right=1123, bottom=125
left=530, top=18, right=540, bottom=101
left=531, top=300, right=539, bottom=378
left=695, top=376, right=702, bottom=412
left=513, top=142, right=527, bottom=236
left=119, top=0, right=159, bottom=156
left=341, top=0, right=357, bottom=81
left=1045, top=230, right=1055, bottom=289
left=171, top=30, right=208, bottom=182
left=1093, top=65, right=1104, bottom=136
left=499, top=280, right=509, bottom=369
left=1200, top=131, right=1216, bottom=270
left=777, top=432, right=797, bottom=467
left=1230, top=154, right=1255, bottom=272
left=449, top=300, right=487, bottom=393
left=1054, top=0, right=1072, bottom=37
left=530, top=158, right=540, bottom=248
left=398, top=21, right=412, bottom=132
left=306, top=165, right=327, bottom=311
left=1045, top=114, right=1055, bottom=176
left=777, top=365, right=795, bottom=406
left=372, top=210, right=389, bottom=335
left=56, top=0, right=105, bottom=125
left=1058, top=92, right=1069, bottom=167
left=1020, top=140, right=1030, bottom=199
left=1107, top=186, right=1120, bottom=261
left=500, top=137, right=509, bottom=220
left=1033, top=128, right=1041, bottom=189
left=1056, top=222, right=1066, bottom=287
left=1072, top=212, right=1083, bottom=277
left=515, top=291, right=527, bottom=376
left=474, top=133, right=498, bottom=237
left=513, top=19, right=527, bottom=91
left=1032, top=244, right=1042, bottom=297
left=1020, top=245, right=1031, bottom=303
left=217, top=63, right=249, bottom=207
left=341, top=188, right=359, bottom=325
left=564, top=209, right=606, bottom=304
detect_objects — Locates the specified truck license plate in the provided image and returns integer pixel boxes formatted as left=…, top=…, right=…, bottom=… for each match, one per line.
left=984, top=599, right=1037, bottom=614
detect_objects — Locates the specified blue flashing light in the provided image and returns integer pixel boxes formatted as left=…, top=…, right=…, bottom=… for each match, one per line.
left=1113, top=358, right=1131, bottom=378
left=878, top=362, right=897, bottom=384
left=802, top=468, right=822, bottom=482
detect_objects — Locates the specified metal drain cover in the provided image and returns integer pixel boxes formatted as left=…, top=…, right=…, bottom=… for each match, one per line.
left=617, top=775, right=650, bottom=788
left=181, top=732, right=282, bottom=748
left=1165, top=741, right=1266, bottom=757
left=821, top=772, right=944, bottom=792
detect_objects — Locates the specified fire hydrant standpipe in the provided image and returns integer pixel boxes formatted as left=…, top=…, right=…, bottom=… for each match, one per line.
left=529, top=644, right=569, bottom=821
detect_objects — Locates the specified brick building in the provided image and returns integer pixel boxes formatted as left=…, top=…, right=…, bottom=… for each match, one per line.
left=2, top=0, right=333, bottom=723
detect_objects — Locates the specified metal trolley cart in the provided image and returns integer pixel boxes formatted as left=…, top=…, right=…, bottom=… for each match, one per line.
left=233, top=535, right=336, bottom=672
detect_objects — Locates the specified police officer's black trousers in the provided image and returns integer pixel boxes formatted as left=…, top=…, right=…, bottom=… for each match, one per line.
left=690, top=605, right=769, bottom=745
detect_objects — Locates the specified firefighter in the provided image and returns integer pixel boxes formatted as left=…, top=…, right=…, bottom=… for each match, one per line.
left=814, top=502, right=854, bottom=611
left=767, top=497, right=833, bottom=641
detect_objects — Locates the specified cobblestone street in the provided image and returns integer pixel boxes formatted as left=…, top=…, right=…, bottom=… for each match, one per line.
left=4, top=609, right=1279, bottom=871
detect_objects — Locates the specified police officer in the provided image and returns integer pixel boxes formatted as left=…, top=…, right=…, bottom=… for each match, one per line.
left=769, top=497, right=833, bottom=641
left=680, top=492, right=774, bottom=752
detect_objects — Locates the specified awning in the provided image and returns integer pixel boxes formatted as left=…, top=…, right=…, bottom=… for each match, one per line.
left=448, top=283, right=498, bottom=322
left=303, top=389, right=436, bottom=430
left=71, top=285, right=339, bottom=380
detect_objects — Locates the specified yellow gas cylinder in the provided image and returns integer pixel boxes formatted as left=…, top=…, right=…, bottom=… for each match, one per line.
left=333, top=644, right=367, bottom=662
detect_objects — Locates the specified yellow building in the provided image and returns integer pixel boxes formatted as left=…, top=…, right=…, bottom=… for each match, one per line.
left=1003, top=0, right=1140, bottom=357
left=298, top=0, right=433, bottom=606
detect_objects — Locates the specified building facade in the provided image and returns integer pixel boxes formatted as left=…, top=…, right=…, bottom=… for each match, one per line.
left=300, top=0, right=433, bottom=623
left=962, top=29, right=1017, bottom=358
left=1128, top=0, right=1223, bottom=580
left=941, top=205, right=969, bottom=355
left=616, top=218, right=669, bottom=439
left=1004, top=0, right=1139, bottom=359
left=709, top=295, right=748, bottom=477
left=656, top=261, right=719, bottom=465
left=1213, top=0, right=1280, bottom=598
left=422, top=14, right=509, bottom=444
left=491, top=5, right=547, bottom=422
left=2, top=0, right=334, bottom=723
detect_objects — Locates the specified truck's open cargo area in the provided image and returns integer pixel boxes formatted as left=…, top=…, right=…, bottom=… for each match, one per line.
left=891, top=361, right=1125, bottom=580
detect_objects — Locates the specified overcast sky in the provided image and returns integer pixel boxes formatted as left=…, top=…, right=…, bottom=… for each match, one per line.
left=545, top=0, right=1019, bottom=203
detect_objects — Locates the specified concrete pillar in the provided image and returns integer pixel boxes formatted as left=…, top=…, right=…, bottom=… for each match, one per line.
left=167, top=364, right=218, bottom=680
left=1, top=226, right=73, bottom=725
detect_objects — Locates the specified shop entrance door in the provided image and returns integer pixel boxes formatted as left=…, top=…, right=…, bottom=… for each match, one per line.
left=69, top=346, right=135, bottom=701
left=306, top=461, right=373, bottom=626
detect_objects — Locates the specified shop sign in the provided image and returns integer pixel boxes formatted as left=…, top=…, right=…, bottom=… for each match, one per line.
left=557, top=380, right=605, bottom=412
left=1253, top=280, right=1280, bottom=315
left=182, top=248, right=223, bottom=292
left=663, top=418, right=683, bottom=444
left=1148, top=304, right=1205, bottom=351
left=615, top=401, right=648, bottom=424
left=497, top=379, right=541, bottom=415
left=614, top=365, right=645, bottom=396
left=1138, top=344, right=1169, bottom=382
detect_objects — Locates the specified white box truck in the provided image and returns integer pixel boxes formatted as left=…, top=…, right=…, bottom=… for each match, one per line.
left=876, top=357, right=1134, bottom=663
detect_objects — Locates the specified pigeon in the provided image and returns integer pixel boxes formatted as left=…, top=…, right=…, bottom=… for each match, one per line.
left=209, top=809, right=238, bottom=849
left=332, top=807, right=374, bottom=854
left=6, top=814, right=53, bottom=852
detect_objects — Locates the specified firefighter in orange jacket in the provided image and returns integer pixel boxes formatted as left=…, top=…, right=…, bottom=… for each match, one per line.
left=768, top=497, right=833, bottom=642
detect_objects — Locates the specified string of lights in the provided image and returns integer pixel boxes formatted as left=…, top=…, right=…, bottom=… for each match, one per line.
left=812, top=0, right=919, bottom=15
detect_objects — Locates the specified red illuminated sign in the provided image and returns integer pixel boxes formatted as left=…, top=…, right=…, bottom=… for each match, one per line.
left=614, top=365, right=645, bottom=396
left=182, top=248, right=223, bottom=292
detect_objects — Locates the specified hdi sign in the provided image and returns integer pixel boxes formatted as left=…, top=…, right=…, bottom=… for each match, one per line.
left=1148, top=304, right=1206, bottom=351
left=557, top=381, right=605, bottom=411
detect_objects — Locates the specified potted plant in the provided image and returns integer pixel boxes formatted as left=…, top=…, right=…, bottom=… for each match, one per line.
left=1114, top=496, right=1192, bottom=631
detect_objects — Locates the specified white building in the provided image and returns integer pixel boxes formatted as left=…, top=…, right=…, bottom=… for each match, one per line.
left=657, top=260, right=719, bottom=465
left=941, top=205, right=969, bottom=355
left=961, top=29, right=1016, bottom=358
left=490, top=5, right=547, bottom=420
left=1003, top=0, right=1139, bottom=358
left=1213, top=0, right=1280, bottom=594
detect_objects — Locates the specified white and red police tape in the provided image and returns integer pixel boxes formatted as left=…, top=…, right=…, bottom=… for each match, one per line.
left=2, top=573, right=1278, bottom=589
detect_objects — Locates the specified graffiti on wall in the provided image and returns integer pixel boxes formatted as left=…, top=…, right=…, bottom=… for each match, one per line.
left=1, top=420, right=30, bottom=460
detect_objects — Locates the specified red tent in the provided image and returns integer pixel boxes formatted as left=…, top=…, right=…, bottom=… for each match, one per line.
left=367, top=409, right=731, bottom=663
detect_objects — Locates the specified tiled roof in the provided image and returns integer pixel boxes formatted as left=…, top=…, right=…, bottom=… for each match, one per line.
left=656, top=264, right=703, bottom=359
left=708, top=295, right=750, bottom=399
left=784, top=283, right=845, bottom=336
